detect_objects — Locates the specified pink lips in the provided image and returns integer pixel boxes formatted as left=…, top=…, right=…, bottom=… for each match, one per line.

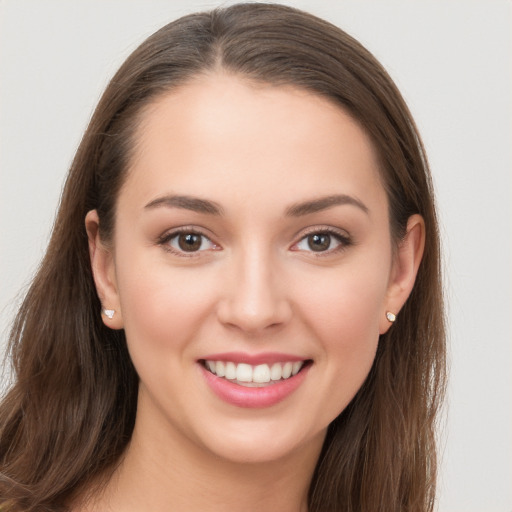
left=199, top=352, right=310, bottom=408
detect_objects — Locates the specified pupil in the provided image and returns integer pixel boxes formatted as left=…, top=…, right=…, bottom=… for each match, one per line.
left=178, top=233, right=201, bottom=251
left=308, top=233, right=330, bottom=251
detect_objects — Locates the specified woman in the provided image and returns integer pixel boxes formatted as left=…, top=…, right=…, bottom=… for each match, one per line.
left=0, top=3, right=446, bottom=511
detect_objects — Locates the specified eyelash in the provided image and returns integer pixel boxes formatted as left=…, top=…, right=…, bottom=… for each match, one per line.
left=157, top=226, right=352, bottom=257
left=157, top=227, right=218, bottom=257
left=291, top=227, right=352, bottom=256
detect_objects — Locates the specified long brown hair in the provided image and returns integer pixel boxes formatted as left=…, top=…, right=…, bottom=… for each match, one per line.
left=0, top=4, right=446, bottom=511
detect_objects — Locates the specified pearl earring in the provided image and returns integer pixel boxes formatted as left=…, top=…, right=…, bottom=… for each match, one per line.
left=102, top=308, right=115, bottom=319
left=386, top=311, right=396, bottom=323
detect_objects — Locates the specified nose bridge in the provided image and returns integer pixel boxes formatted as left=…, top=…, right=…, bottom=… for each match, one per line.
left=218, top=241, right=290, bottom=332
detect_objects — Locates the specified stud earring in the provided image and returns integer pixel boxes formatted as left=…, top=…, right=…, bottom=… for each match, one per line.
left=102, top=308, right=115, bottom=319
left=386, top=311, right=396, bottom=323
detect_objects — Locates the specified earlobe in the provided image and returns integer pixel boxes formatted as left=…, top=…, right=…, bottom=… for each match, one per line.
left=85, top=210, right=124, bottom=329
left=380, top=214, right=425, bottom=334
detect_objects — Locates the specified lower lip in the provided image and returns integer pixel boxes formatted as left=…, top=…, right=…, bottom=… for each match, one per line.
left=200, top=363, right=310, bottom=408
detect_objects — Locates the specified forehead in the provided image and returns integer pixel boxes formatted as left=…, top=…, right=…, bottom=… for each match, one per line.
left=121, top=73, right=386, bottom=215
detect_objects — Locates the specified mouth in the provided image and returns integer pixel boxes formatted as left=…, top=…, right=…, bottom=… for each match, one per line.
left=200, top=359, right=312, bottom=388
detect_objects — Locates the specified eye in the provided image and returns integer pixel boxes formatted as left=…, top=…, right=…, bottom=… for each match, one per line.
left=293, top=230, right=350, bottom=254
left=161, top=230, right=218, bottom=254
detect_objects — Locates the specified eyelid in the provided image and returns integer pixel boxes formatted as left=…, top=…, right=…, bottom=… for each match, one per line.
left=157, top=226, right=221, bottom=257
left=156, top=225, right=351, bottom=257
left=290, top=226, right=352, bottom=255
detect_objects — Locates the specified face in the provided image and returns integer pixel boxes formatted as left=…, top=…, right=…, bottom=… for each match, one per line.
left=89, top=74, right=413, bottom=466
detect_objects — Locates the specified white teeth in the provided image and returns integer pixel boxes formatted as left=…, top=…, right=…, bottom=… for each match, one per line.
left=270, top=363, right=282, bottom=381
left=253, top=364, right=271, bottom=383
left=225, top=361, right=237, bottom=380
left=205, top=360, right=305, bottom=384
left=236, top=363, right=253, bottom=382
left=215, top=361, right=225, bottom=377
left=292, top=361, right=302, bottom=376
left=282, top=362, right=293, bottom=379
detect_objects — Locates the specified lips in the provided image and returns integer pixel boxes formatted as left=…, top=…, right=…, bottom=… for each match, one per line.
left=199, top=352, right=311, bottom=408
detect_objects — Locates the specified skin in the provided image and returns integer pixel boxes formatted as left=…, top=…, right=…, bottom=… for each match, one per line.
left=83, top=73, right=424, bottom=512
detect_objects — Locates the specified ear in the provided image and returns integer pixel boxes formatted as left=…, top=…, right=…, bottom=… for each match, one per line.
left=85, top=210, right=124, bottom=329
left=379, top=214, right=425, bottom=334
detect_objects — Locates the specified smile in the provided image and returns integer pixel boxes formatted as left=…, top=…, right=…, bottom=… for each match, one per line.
left=204, top=360, right=305, bottom=387
left=200, top=355, right=312, bottom=408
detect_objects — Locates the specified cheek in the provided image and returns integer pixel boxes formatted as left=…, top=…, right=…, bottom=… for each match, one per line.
left=292, top=258, right=389, bottom=366
left=307, top=285, right=382, bottom=358
left=115, top=259, right=217, bottom=356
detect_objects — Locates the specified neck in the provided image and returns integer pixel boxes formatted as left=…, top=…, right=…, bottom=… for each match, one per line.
left=74, top=404, right=324, bottom=512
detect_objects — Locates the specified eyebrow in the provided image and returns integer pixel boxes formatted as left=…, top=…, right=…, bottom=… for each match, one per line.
left=144, top=193, right=368, bottom=217
left=144, top=195, right=224, bottom=215
left=285, top=194, right=369, bottom=216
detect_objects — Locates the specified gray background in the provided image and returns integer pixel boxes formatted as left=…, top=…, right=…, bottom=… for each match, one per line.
left=1, top=1, right=510, bottom=510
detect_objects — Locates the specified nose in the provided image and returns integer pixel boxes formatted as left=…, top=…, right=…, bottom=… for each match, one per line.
left=216, top=248, right=292, bottom=334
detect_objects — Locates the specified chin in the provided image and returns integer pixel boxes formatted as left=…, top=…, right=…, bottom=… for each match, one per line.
left=194, top=418, right=327, bottom=466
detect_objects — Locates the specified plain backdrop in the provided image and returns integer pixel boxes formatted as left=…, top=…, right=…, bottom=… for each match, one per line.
left=0, top=1, right=510, bottom=511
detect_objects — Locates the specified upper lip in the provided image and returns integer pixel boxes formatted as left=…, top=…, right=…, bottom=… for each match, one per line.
left=200, top=352, right=308, bottom=366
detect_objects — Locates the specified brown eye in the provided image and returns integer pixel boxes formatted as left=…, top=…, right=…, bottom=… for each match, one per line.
left=164, top=231, right=217, bottom=254
left=307, top=233, right=331, bottom=252
left=293, top=230, right=350, bottom=255
left=178, top=233, right=202, bottom=252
